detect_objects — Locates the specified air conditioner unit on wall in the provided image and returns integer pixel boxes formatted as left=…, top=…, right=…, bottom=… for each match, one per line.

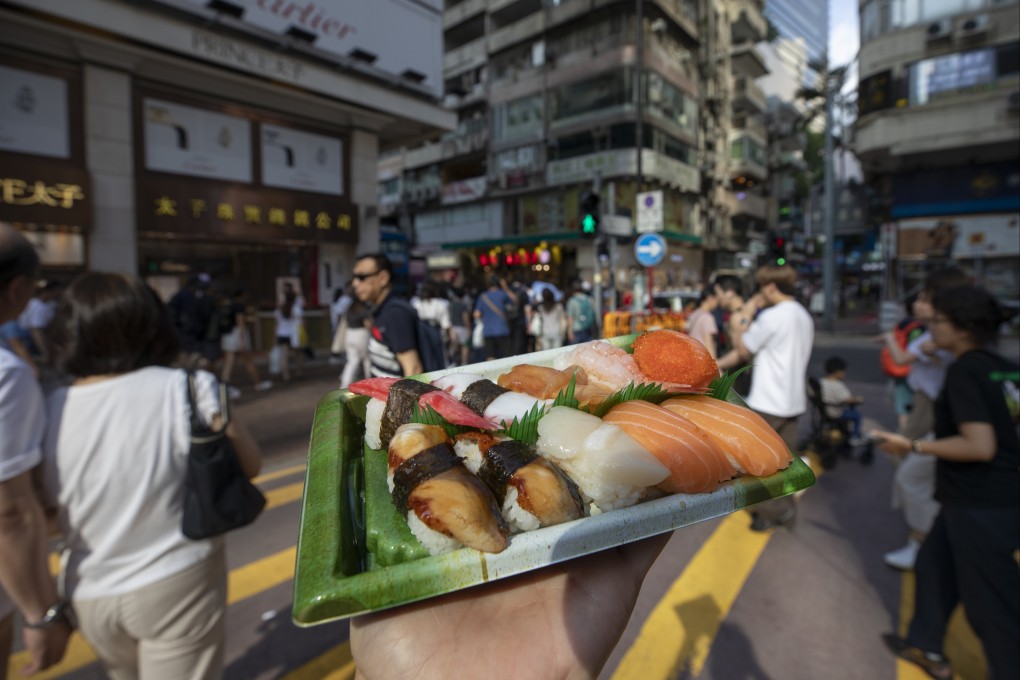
left=957, top=14, right=990, bottom=40
left=926, top=18, right=952, bottom=41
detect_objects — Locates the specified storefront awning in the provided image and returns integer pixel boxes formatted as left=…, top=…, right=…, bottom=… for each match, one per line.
left=446, top=230, right=702, bottom=249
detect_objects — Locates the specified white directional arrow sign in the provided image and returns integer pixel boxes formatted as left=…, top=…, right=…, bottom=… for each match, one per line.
left=634, top=233, right=666, bottom=267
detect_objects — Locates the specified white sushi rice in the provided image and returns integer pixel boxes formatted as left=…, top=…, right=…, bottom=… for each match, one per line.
left=364, top=398, right=385, bottom=450
left=452, top=439, right=485, bottom=475
left=406, top=510, right=461, bottom=555
left=502, top=487, right=541, bottom=533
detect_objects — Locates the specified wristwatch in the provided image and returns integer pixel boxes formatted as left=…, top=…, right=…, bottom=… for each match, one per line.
left=911, top=439, right=925, bottom=454
left=24, top=600, right=71, bottom=629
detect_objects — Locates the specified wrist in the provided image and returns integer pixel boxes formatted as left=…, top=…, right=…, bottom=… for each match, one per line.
left=911, top=439, right=925, bottom=454
left=24, top=599, right=72, bottom=629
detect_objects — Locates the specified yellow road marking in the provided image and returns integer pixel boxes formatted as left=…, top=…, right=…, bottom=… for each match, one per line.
left=254, top=463, right=307, bottom=485
left=611, top=511, right=772, bottom=679
left=14, top=547, right=297, bottom=679
left=265, top=481, right=304, bottom=509
left=281, top=642, right=356, bottom=680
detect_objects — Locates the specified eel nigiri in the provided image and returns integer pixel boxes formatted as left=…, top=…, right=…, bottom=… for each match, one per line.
left=603, top=400, right=739, bottom=494
left=349, top=377, right=496, bottom=449
left=535, top=406, right=670, bottom=511
left=388, top=423, right=509, bottom=555
left=661, top=396, right=792, bottom=477
left=432, top=373, right=551, bottom=427
left=454, top=432, right=585, bottom=532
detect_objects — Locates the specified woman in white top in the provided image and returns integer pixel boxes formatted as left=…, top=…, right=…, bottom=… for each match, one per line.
left=273, top=283, right=304, bottom=382
left=413, top=280, right=457, bottom=352
left=42, top=273, right=261, bottom=680
left=535, top=288, right=567, bottom=351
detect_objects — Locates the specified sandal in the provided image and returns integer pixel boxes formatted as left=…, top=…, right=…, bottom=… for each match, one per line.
left=881, top=633, right=952, bottom=680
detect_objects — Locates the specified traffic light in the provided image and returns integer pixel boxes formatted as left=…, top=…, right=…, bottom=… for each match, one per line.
left=770, top=233, right=787, bottom=266
left=579, top=191, right=600, bottom=238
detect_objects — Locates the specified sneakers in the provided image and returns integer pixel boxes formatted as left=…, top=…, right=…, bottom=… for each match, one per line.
left=255, top=380, right=273, bottom=392
left=227, top=386, right=242, bottom=400
left=884, top=538, right=921, bottom=570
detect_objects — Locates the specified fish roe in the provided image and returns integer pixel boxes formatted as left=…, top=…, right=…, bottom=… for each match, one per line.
left=632, top=329, right=718, bottom=388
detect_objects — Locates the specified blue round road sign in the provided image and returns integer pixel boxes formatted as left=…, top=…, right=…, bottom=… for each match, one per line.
left=634, top=232, right=666, bottom=267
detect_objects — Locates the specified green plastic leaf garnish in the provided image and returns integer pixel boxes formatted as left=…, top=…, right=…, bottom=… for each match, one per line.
left=551, top=371, right=580, bottom=409
left=587, top=381, right=677, bottom=419
left=497, top=401, right=546, bottom=447
left=410, top=403, right=467, bottom=439
left=708, top=365, right=752, bottom=401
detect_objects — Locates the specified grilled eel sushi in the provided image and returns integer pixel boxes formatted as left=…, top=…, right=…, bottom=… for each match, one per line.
left=453, top=432, right=585, bottom=533
left=387, top=423, right=509, bottom=555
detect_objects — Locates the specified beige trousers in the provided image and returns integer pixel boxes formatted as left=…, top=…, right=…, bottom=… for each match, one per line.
left=72, top=549, right=227, bottom=680
left=749, top=411, right=800, bottom=521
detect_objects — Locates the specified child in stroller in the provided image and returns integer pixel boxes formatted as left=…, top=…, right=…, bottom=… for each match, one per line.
left=803, top=356, right=874, bottom=468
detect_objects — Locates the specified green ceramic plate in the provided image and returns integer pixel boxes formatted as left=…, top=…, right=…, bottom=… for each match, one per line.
left=292, top=336, right=816, bottom=625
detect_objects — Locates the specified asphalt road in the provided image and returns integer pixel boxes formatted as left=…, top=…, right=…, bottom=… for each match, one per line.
left=19, top=333, right=1012, bottom=680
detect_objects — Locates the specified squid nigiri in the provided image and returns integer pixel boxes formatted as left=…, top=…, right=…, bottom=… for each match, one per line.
left=661, top=396, right=791, bottom=477
left=454, top=432, right=585, bottom=532
left=603, top=401, right=739, bottom=494
left=349, top=377, right=496, bottom=449
left=388, top=423, right=509, bottom=555
left=432, top=373, right=551, bottom=427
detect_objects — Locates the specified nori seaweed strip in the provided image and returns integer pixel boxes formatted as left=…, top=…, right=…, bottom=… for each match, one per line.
left=391, top=443, right=462, bottom=511
left=460, top=380, right=508, bottom=416
left=380, top=380, right=439, bottom=448
left=478, top=440, right=537, bottom=504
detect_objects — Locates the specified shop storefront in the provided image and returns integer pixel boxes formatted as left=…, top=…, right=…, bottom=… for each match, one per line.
left=0, top=56, right=90, bottom=280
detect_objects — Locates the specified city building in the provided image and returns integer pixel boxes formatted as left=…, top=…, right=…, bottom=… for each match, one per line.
left=762, top=0, right=827, bottom=67
left=0, top=0, right=454, bottom=344
left=394, top=0, right=772, bottom=295
left=855, top=0, right=1020, bottom=300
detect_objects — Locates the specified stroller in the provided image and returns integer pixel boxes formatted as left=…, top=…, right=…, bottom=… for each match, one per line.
left=801, top=376, right=874, bottom=469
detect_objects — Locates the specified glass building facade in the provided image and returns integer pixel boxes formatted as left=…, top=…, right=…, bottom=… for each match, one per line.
left=763, top=0, right=829, bottom=65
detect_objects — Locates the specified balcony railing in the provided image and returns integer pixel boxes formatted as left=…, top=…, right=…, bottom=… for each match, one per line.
left=444, top=0, right=487, bottom=30
left=731, top=0, right=766, bottom=44
left=444, top=36, right=487, bottom=77
left=732, top=77, right=767, bottom=114
left=730, top=42, right=769, bottom=79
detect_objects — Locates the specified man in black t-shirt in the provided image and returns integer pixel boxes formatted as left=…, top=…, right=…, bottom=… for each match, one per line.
left=352, top=253, right=422, bottom=378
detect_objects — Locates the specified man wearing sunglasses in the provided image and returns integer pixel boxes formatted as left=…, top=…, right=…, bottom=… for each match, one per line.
left=352, top=253, right=423, bottom=378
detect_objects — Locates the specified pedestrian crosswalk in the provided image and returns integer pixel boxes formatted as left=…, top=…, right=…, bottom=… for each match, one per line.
left=10, top=459, right=987, bottom=680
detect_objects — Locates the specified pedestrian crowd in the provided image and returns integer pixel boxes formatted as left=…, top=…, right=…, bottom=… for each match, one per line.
left=2, top=220, right=1015, bottom=680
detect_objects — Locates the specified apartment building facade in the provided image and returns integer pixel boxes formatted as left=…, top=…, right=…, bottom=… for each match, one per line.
left=389, top=0, right=772, bottom=292
left=855, top=0, right=1020, bottom=299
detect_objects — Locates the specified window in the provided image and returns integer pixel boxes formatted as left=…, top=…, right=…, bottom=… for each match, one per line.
left=645, top=72, right=698, bottom=136
left=493, top=94, right=544, bottom=142
left=551, top=69, right=631, bottom=123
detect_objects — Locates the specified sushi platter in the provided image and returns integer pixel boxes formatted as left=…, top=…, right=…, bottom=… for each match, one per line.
left=292, top=335, right=816, bottom=625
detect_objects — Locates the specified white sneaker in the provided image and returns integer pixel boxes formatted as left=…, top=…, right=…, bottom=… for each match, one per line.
left=884, top=538, right=921, bottom=570
left=227, top=386, right=242, bottom=400
left=255, top=380, right=273, bottom=392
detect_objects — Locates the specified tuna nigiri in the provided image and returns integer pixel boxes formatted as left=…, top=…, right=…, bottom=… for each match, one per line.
left=349, top=377, right=496, bottom=449
left=660, top=396, right=792, bottom=477
left=603, top=400, right=739, bottom=494
left=388, top=423, right=509, bottom=555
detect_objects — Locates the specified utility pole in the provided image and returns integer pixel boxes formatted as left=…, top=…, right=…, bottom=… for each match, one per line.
left=635, top=0, right=643, bottom=192
left=822, top=67, right=837, bottom=333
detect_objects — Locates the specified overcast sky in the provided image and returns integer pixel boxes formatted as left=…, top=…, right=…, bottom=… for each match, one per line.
left=829, top=0, right=860, bottom=68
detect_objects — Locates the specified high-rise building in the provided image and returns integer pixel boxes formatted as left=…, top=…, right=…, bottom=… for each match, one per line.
left=762, top=0, right=828, bottom=66
left=855, top=0, right=1020, bottom=299
left=390, top=0, right=773, bottom=291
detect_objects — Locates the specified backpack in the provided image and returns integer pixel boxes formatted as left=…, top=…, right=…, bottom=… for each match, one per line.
left=416, top=318, right=448, bottom=373
left=880, top=319, right=924, bottom=378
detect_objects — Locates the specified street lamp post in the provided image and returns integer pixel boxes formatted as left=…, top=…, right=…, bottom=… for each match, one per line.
left=822, top=69, right=837, bottom=333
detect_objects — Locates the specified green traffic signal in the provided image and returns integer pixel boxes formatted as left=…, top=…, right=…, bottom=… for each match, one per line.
left=582, top=213, right=597, bottom=235
left=777, top=257, right=786, bottom=266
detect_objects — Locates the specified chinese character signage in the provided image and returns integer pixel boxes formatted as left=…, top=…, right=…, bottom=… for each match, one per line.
left=0, top=163, right=90, bottom=229
left=0, top=65, right=70, bottom=159
left=143, top=98, right=253, bottom=182
left=261, top=124, right=343, bottom=196
left=137, top=176, right=357, bottom=243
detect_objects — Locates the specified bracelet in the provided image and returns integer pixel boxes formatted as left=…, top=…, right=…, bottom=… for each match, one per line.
left=24, top=600, right=70, bottom=629
left=911, top=439, right=924, bottom=454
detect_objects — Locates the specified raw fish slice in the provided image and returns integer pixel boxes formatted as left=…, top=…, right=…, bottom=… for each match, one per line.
left=661, top=396, right=791, bottom=477
left=534, top=406, right=603, bottom=460
left=483, top=391, right=550, bottom=427
left=580, top=423, right=670, bottom=488
left=497, top=365, right=588, bottom=400
left=604, top=400, right=738, bottom=494
left=431, top=373, right=485, bottom=398
left=552, top=341, right=645, bottom=390
left=349, top=377, right=496, bottom=432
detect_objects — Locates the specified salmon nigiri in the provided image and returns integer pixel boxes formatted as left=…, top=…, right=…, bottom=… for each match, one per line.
left=603, top=400, right=738, bottom=494
left=661, top=396, right=792, bottom=477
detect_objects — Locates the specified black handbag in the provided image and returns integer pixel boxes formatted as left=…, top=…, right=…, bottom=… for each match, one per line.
left=181, top=372, right=266, bottom=540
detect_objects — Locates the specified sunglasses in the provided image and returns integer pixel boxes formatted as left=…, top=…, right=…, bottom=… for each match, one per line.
left=352, top=271, right=381, bottom=282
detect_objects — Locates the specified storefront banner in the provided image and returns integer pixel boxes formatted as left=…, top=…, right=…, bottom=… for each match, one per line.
left=896, top=214, right=1020, bottom=259
left=151, top=0, right=443, bottom=98
left=137, top=175, right=357, bottom=244
left=441, top=176, right=486, bottom=205
left=143, top=98, right=252, bottom=182
left=892, top=162, right=1020, bottom=217
left=0, top=162, right=90, bottom=229
left=547, top=149, right=699, bottom=193
left=261, top=123, right=343, bottom=196
left=0, top=65, right=70, bottom=159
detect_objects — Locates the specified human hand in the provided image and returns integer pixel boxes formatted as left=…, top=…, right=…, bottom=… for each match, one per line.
left=350, top=533, right=671, bottom=680
left=869, top=430, right=910, bottom=456
left=21, top=623, right=71, bottom=676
